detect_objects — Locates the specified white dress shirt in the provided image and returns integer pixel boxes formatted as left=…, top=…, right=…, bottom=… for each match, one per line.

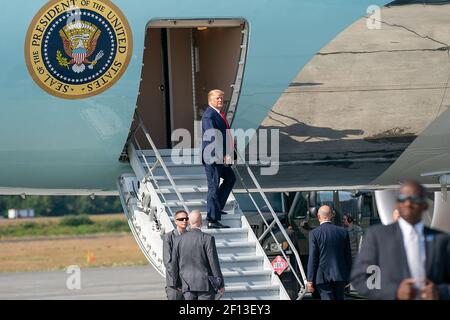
left=209, top=104, right=222, bottom=115
left=398, top=217, right=426, bottom=288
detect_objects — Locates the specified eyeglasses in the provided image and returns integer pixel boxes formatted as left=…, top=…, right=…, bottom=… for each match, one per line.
left=397, top=194, right=425, bottom=204
left=176, top=217, right=189, bottom=222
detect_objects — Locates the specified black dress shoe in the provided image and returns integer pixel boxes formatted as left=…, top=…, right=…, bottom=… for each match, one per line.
left=208, top=221, right=230, bottom=229
left=220, top=211, right=228, bottom=215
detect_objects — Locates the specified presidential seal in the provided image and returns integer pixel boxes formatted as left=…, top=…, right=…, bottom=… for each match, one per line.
left=25, top=0, right=132, bottom=99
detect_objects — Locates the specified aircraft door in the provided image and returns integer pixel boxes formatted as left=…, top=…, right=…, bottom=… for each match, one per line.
left=134, top=28, right=167, bottom=149
left=124, top=20, right=247, bottom=156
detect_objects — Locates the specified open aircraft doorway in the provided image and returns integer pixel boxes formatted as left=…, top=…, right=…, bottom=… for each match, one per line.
left=124, top=19, right=248, bottom=156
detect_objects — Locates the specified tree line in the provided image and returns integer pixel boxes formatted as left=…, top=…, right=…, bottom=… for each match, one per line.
left=0, top=196, right=123, bottom=217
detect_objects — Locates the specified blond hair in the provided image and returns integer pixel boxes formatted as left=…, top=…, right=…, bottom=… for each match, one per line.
left=208, top=89, right=224, bottom=103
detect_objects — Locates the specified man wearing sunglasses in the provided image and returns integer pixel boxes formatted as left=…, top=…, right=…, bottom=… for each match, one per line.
left=171, top=210, right=225, bottom=300
left=163, top=210, right=189, bottom=300
left=351, top=181, right=450, bottom=300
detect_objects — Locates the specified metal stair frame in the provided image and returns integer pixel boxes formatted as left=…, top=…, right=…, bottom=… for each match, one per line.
left=117, top=113, right=306, bottom=299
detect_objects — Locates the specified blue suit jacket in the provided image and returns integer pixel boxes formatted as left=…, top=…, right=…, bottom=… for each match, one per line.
left=201, top=106, right=228, bottom=165
left=351, top=222, right=450, bottom=300
left=307, top=222, right=352, bottom=285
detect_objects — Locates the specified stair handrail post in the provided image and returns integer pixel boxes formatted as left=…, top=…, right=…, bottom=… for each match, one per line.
left=233, top=162, right=305, bottom=298
left=131, top=126, right=175, bottom=217
left=134, top=113, right=189, bottom=214
left=234, top=149, right=308, bottom=299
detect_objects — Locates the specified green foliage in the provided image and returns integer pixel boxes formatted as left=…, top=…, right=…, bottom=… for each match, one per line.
left=104, top=219, right=128, bottom=230
left=0, top=196, right=122, bottom=217
left=0, top=217, right=129, bottom=239
left=59, top=215, right=93, bottom=227
left=22, top=222, right=37, bottom=229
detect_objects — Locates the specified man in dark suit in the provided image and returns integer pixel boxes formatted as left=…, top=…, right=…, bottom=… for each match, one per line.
left=162, top=210, right=189, bottom=300
left=351, top=181, right=450, bottom=300
left=171, top=210, right=225, bottom=300
left=307, top=205, right=352, bottom=300
left=201, top=89, right=235, bottom=229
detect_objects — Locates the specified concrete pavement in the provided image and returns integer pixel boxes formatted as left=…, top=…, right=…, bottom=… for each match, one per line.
left=0, top=265, right=166, bottom=300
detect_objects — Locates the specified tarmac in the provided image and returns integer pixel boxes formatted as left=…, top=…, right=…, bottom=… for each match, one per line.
left=0, top=265, right=166, bottom=300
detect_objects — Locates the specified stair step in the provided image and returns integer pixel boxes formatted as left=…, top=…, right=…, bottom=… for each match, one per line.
left=223, top=270, right=272, bottom=277
left=165, top=203, right=235, bottom=216
left=153, top=174, right=205, bottom=181
left=216, top=241, right=256, bottom=257
left=201, top=213, right=242, bottom=228
left=165, top=199, right=234, bottom=208
left=222, top=284, right=280, bottom=300
left=165, top=199, right=235, bottom=210
left=223, top=270, right=273, bottom=286
left=139, top=159, right=202, bottom=167
left=169, top=213, right=242, bottom=228
left=219, top=256, right=265, bottom=272
left=200, top=213, right=241, bottom=220
left=158, top=191, right=208, bottom=202
left=136, top=150, right=201, bottom=164
left=151, top=177, right=207, bottom=188
left=158, top=186, right=208, bottom=194
left=203, top=228, right=248, bottom=242
left=203, top=227, right=247, bottom=234
left=148, top=165, right=206, bottom=176
left=169, top=213, right=241, bottom=221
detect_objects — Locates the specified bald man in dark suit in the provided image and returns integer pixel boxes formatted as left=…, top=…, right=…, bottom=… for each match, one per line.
left=307, top=205, right=352, bottom=300
left=171, top=210, right=225, bottom=300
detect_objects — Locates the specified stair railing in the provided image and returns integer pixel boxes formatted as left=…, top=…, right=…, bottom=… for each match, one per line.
left=130, top=113, right=189, bottom=216
left=233, top=149, right=308, bottom=300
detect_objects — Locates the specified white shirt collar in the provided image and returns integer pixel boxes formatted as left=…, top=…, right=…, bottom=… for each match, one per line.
left=209, top=105, right=222, bottom=115
left=398, top=217, right=424, bottom=236
left=320, top=221, right=332, bottom=225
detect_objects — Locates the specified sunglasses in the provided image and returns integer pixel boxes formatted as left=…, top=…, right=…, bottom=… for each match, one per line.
left=397, top=194, right=425, bottom=204
left=176, top=217, right=189, bottom=221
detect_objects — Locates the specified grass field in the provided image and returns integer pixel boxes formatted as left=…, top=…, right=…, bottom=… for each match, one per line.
left=0, top=215, right=148, bottom=272
left=0, top=214, right=130, bottom=239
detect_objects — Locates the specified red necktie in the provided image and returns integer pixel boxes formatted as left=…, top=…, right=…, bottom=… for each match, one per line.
left=220, top=111, right=230, bottom=129
left=220, top=111, right=234, bottom=155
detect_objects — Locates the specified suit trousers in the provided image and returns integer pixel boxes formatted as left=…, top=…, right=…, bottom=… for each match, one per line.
left=183, top=290, right=216, bottom=300
left=204, top=163, right=236, bottom=222
left=165, top=286, right=184, bottom=300
left=316, top=281, right=346, bottom=300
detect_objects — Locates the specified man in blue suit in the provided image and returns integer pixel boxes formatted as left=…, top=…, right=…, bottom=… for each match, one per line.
left=201, top=89, right=235, bottom=229
left=351, top=181, right=450, bottom=300
left=307, top=205, right=352, bottom=300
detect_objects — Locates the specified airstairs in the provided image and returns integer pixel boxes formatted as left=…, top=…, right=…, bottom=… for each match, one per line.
left=117, top=117, right=308, bottom=300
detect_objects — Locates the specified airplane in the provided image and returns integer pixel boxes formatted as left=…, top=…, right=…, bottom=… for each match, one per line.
left=2, top=0, right=449, bottom=224
left=0, top=0, right=402, bottom=195
left=3, top=0, right=450, bottom=299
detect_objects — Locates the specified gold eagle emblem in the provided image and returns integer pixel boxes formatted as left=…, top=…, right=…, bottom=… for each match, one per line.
left=57, top=21, right=104, bottom=73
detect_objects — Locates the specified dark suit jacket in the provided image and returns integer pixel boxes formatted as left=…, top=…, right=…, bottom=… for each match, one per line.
left=171, top=228, right=224, bottom=292
left=307, top=222, right=352, bottom=285
left=201, top=106, right=228, bottom=165
left=351, top=222, right=450, bottom=299
left=163, top=229, right=180, bottom=287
